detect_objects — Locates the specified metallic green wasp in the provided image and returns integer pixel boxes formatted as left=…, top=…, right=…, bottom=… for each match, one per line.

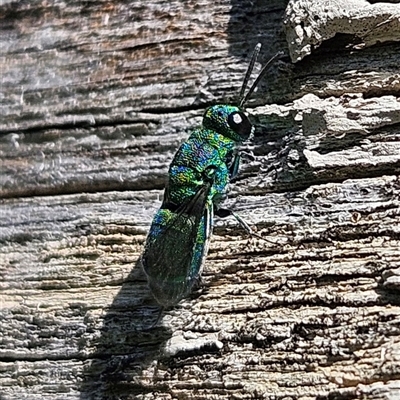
left=142, top=44, right=282, bottom=308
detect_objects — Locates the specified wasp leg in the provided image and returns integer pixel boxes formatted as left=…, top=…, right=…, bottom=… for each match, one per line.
left=215, top=207, right=276, bottom=244
left=149, top=306, right=164, bottom=328
left=228, top=151, right=255, bottom=179
left=228, top=152, right=241, bottom=179
left=215, top=208, right=260, bottom=238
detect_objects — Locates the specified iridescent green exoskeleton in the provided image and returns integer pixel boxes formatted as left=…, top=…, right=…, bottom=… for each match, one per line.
left=142, top=44, right=282, bottom=308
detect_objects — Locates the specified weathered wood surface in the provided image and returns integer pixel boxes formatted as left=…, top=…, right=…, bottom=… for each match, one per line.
left=1, top=0, right=400, bottom=399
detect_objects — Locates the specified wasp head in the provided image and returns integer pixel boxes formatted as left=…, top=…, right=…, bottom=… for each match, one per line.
left=203, top=104, right=253, bottom=143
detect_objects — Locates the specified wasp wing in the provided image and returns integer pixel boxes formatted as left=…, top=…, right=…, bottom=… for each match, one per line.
left=142, top=182, right=213, bottom=308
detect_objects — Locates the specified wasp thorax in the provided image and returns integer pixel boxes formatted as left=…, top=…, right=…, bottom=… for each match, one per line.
left=203, top=104, right=253, bottom=142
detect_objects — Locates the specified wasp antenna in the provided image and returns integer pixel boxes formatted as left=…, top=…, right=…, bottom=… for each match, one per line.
left=238, top=43, right=262, bottom=106
left=239, top=50, right=284, bottom=108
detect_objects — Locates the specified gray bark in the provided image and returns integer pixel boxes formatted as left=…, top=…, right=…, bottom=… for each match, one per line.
left=1, top=0, right=400, bottom=399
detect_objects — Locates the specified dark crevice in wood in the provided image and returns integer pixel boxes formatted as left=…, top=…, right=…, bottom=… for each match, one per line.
left=0, top=118, right=161, bottom=136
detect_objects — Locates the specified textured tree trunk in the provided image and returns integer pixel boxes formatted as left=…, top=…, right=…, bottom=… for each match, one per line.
left=1, top=0, right=400, bottom=399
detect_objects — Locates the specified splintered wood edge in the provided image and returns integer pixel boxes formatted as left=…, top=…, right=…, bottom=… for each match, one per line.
left=284, top=0, right=400, bottom=62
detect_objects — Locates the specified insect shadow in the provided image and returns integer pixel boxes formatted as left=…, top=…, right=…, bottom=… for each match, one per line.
left=79, top=257, right=172, bottom=400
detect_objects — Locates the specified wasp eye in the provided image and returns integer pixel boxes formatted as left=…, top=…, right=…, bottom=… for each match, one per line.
left=227, top=111, right=252, bottom=139
left=232, top=113, right=243, bottom=124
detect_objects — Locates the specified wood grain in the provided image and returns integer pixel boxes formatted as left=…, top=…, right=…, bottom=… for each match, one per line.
left=1, top=0, right=400, bottom=399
